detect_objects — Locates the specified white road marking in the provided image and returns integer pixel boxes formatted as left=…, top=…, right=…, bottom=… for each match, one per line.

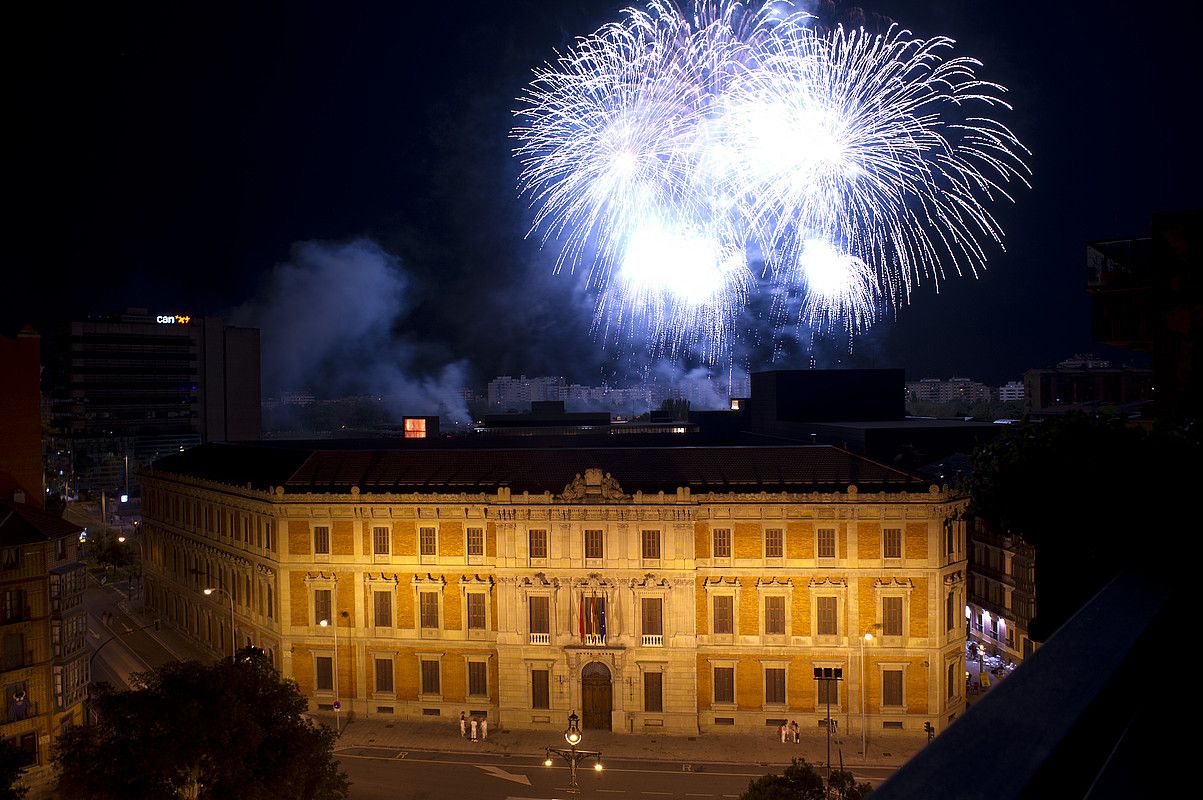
left=477, top=765, right=532, bottom=785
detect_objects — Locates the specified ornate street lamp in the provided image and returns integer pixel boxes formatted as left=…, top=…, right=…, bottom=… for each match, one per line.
left=543, top=711, right=603, bottom=795
left=814, top=667, right=844, bottom=797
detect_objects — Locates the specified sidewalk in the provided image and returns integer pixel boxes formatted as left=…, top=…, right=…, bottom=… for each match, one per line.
left=330, top=714, right=926, bottom=770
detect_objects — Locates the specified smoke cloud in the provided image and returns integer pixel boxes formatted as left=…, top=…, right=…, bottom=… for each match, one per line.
left=231, top=239, right=471, bottom=424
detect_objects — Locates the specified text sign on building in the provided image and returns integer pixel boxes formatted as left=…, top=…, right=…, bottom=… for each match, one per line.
left=156, top=314, right=192, bottom=324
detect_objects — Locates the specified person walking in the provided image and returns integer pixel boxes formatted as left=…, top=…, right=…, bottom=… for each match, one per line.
left=460, top=711, right=467, bottom=738
left=470, top=717, right=479, bottom=743
left=481, top=717, right=489, bottom=740
left=790, top=720, right=800, bottom=744
left=779, top=722, right=788, bottom=743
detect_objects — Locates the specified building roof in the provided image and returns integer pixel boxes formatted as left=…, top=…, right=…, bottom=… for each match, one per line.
left=147, top=441, right=936, bottom=496
left=0, top=500, right=82, bottom=545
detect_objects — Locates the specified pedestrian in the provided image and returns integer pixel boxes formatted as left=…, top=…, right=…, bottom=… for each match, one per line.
left=779, top=722, right=787, bottom=743
left=790, top=720, right=800, bottom=744
left=460, top=711, right=466, bottom=738
left=470, top=717, right=478, bottom=742
left=481, top=717, right=488, bottom=740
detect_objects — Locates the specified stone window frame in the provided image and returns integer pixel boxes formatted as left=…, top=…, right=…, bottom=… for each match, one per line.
left=757, top=579, right=793, bottom=643
left=524, top=589, right=554, bottom=642
left=466, top=526, right=485, bottom=565
left=879, top=661, right=908, bottom=711
left=640, top=529, right=662, bottom=567
left=364, top=574, right=399, bottom=633
left=808, top=578, right=847, bottom=644
left=527, top=659, right=556, bottom=710
left=463, top=653, right=492, bottom=699
left=636, top=657, right=669, bottom=714
left=413, top=574, right=447, bottom=638
left=417, top=651, right=444, bottom=700
left=816, top=527, right=838, bottom=561
left=304, top=573, right=339, bottom=630
left=761, top=658, right=789, bottom=711
left=371, top=525, right=391, bottom=561
left=874, top=578, right=913, bottom=645
left=881, top=527, right=903, bottom=562
left=703, top=578, right=741, bottom=642
left=583, top=528, right=606, bottom=567
left=419, top=526, right=438, bottom=563
left=528, top=528, right=549, bottom=567
left=460, top=575, right=493, bottom=640
left=369, top=650, right=397, bottom=698
left=313, top=652, right=335, bottom=695
left=711, top=527, right=732, bottom=565
left=709, top=658, right=737, bottom=709
left=763, top=527, right=785, bottom=564
left=312, top=523, right=331, bottom=561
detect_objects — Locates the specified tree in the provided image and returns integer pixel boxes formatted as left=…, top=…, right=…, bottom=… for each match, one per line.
left=0, top=737, right=29, bottom=800
left=964, top=413, right=1197, bottom=640
left=741, top=758, right=871, bottom=800
left=54, top=648, right=349, bottom=800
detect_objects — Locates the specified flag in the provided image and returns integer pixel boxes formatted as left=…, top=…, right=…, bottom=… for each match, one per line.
left=578, top=590, right=584, bottom=642
left=599, top=597, right=606, bottom=641
left=590, top=592, right=599, bottom=638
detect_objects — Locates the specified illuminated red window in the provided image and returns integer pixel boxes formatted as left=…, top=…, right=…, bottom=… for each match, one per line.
left=404, top=418, right=427, bottom=438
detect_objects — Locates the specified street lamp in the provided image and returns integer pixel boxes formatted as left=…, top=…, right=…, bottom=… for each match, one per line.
left=319, top=616, right=341, bottom=734
left=543, top=711, right=603, bottom=795
left=116, top=535, right=145, bottom=604
left=814, top=667, right=844, bottom=796
left=861, top=632, right=872, bottom=760
left=203, top=587, right=236, bottom=658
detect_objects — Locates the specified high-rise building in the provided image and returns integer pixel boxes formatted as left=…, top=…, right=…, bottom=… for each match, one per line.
left=42, top=308, right=261, bottom=496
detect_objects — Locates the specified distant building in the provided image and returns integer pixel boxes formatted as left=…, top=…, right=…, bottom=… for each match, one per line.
left=1023, top=356, right=1153, bottom=417
left=966, top=520, right=1037, bottom=665
left=905, top=377, right=993, bottom=405
left=0, top=329, right=44, bottom=507
left=42, top=308, right=261, bottom=496
left=997, top=381, right=1024, bottom=403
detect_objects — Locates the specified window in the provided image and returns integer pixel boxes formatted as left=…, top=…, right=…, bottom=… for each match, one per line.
left=644, top=672, right=663, bottom=712
left=765, top=667, right=786, bottom=705
left=946, top=591, right=955, bottom=632
left=817, top=674, right=839, bottom=706
left=315, top=656, right=333, bottom=692
left=713, top=596, right=734, bottom=635
left=267, top=585, right=274, bottom=620
left=584, top=529, right=604, bottom=560
left=404, top=418, right=427, bottom=438
left=420, top=660, right=440, bottom=695
left=468, top=661, right=488, bottom=696
left=945, top=523, right=955, bottom=556
left=947, top=662, right=957, bottom=699
left=641, top=530, right=661, bottom=560
left=764, top=596, right=786, bottom=635
left=765, top=529, right=783, bottom=559
left=529, top=596, right=550, bottom=635
left=419, top=592, right=439, bottom=629
left=373, top=526, right=390, bottom=556
left=712, top=529, right=731, bottom=559
left=883, top=528, right=902, bottom=559
left=314, top=590, right=332, bottom=625
left=467, top=527, right=484, bottom=557
left=531, top=669, right=550, bottom=709
left=467, top=593, right=486, bottom=630
left=817, top=596, right=837, bottom=636
left=883, top=597, right=903, bottom=637
left=883, top=669, right=903, bottom=707
left=817, top=528, right=836, bottom=559
left=529, top=529, right=548, bottom=560
left=641, top=598, right=663, bottom=644
left=373, top=591, right=392, bottom=628
left=374, top=658, right=394, bottom=693
left=713, top=666, right=735, bottom=704
left=419, top=527, right=437, bottom=557
left=313, top=526, right=330, bottom=555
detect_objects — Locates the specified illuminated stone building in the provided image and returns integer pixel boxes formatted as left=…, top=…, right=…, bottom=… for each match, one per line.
left=139, top=440, right=968, bottom=738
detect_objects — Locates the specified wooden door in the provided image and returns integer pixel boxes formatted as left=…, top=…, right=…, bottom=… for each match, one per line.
left=581, top=662, right=612, bottom=730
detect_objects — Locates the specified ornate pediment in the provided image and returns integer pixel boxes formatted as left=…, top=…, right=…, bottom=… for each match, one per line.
left=560, top=468, right=630, bottom=502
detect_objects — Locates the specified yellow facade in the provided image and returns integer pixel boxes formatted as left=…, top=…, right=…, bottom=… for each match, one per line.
left=140, top=458, right=969, bottom=739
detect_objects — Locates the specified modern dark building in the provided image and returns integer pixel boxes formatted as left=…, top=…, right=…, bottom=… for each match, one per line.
left=42, top=308, right=261, bottom=496
left=0, top=329, right=44, bottom=507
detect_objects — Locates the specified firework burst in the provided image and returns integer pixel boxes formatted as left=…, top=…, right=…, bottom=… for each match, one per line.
left=513, top=0, right=1029, bottom=364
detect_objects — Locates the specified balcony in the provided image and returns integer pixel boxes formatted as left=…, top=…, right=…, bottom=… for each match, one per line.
left=641, top=634, right=663, bottom=647
left=584, top=634, right=606, bottom=646
left=529, top=632, right=550, bottom=645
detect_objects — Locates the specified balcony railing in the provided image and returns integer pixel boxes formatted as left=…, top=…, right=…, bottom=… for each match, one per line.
left=529, top=632, right=550, bottom=645
left=641, top=634, right=663, bottom=647
left=584, top=634, right=606, bottom=646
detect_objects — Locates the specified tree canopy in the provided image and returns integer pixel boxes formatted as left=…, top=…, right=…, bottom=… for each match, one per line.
left=741, top=758, right=872, bottom=800
left=54, top=648, right=349, bottom=800
left=964, top=412, right=1196, bottom=639
left=0, top=737, right=29, bottom=800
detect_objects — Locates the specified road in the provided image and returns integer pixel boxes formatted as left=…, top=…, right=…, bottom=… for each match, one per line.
left=336, top=746, right=897, bottom=800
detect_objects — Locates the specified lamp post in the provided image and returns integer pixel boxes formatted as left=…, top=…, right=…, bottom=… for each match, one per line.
left=320, top=615, right=341, bottom=734
left=543, top=711, right=603, bottom=795
left=116, top=534, right=145, bottom=604
left=977, top=643, right=985, bottom=690
left=813, top=668, right=842, bottom=793
left=203, top=587, right=236, bottom=658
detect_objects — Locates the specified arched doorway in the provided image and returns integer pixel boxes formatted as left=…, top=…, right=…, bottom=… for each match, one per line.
left=581, top=662, right=612, bottom=731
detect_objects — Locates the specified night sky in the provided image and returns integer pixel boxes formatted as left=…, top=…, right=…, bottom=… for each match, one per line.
left=8, top=0, right=1201, bottom=399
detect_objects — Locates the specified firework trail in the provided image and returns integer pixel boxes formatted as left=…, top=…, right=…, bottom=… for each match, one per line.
left=513, top=0, right=1029, bottom=364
